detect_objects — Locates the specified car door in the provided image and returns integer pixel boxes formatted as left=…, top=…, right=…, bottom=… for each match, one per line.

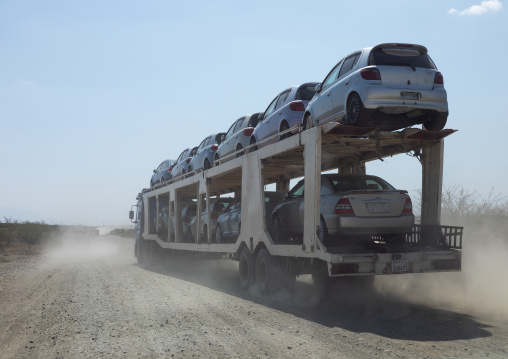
left=331, top=53, right=361, bottom=120
left=312, top=59, right=343, bottom=125
left=269, top=89, right=291, bottom=136
left=279, top=181, right=305, bottom=231
left=257, top=95, right=280, bottom=142
left=221, top=120, right=240, bottom=157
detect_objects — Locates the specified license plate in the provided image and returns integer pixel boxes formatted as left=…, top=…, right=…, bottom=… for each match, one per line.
left=367, top=202, right=390, bottom=213
left=400, top=91, right=420, bottom=100
left=391, top=260, right=409, bottom=273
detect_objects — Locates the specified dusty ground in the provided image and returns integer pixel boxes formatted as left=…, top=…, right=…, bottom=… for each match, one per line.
left=1, top=235, right=508, bottom=359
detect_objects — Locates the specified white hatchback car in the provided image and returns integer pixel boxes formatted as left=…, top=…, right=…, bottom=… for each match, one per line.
left=304, top=43, right=448, bottom=131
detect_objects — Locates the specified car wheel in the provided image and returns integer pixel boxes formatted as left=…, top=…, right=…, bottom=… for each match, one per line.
left=150, top=180, right=154, bottom=187
left=214, top=153, right=220, bottom=165
left=238, top=246, right=254, bottom=290
left=303, top=114, right=314, bottom=130
left=250, top=136, right=258, bottom=152
left=187, top=227, right=193, bottom=243
left=216, top=224, right=223, bottom=244
left=204, top=159, right=211, bottom=170
left=279, top=121, right=290, bottom=140
left=319, top=217, right=331, bottom=246
left=346, top=93, right=369, bottom=126
left=270, top=215, right=286, bottom=243
left=423, top=111, right=447, bottom=131
left=235, top=144, right=243, bottom=158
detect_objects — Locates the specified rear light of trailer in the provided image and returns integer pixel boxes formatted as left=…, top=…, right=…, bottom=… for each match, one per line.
left=360, top=68, right=381, bottom=81
left=243, top=128, right=254, bottom=137
left=334, top=198, right=355, bottom=214
left=434, top=72, right=444, bottom=85
left=402, top=197, right=413, bottom=214
left=211, top=212, right=219, bottom=220
left=210, top=144, right=218, bottom=151
left=289, top=101, right=305, bottom=111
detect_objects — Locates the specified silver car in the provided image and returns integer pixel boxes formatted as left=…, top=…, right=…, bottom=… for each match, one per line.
left=188, top=133, right=225, bottom=173
left=250, top=83, right=318, bottom=149
left=188, top=197, right=233, bottom=242
left=171, top=147, right=197, bottom=180
left=271, top=174, right=414, bottom=245
left=215, top=114, right=260, bottom=162
left=304, top=43, right=448, bottom=132
left=150, top=159, right=176, bottom=187
left=215, top=192, right=283, bottom=243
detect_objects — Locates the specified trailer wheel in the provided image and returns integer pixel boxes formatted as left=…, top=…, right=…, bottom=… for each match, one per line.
left=238, top=247, right=254, bottom=290
left=255, top=249, right=277, bottom=295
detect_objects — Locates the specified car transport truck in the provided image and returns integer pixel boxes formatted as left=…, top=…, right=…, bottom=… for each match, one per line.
left=129, top=122, right=462, bottom=294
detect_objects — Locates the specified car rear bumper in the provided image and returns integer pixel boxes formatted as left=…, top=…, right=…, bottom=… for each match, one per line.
left=358, top=85, right=448, bottom=112
left=323, top=213, right=414, bottom=236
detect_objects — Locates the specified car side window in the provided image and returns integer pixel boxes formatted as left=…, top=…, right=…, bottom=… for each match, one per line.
left=233, top=117, right=246, bottom=132
left=338, top=53, right=360, bottom=79
left=290, top=182, right=305, bottom=198
left=321, top=60, right=343, bottom=91
left=275, top=90, right=290, bottom=109
left=225, top=122, right=236, bottom=139
left=198, top=137, right=210, bottom=152
left=263, top=96, right=279, bottom=119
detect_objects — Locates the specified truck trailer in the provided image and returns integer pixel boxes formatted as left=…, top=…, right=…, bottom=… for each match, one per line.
left=129, top=122, right=462, bottom=294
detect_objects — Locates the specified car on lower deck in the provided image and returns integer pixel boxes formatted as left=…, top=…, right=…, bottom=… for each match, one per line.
left=188, top=197, right=233, bottom=243
left=304, top=43, right=448, bottom=132
left=215, top=191, right=283, bottom=243
left=270, top=174, right=414, bottom=245
left=250, top=82, right=318, bottom=149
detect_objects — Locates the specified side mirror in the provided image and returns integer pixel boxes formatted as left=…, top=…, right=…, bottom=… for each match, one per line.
left=221, top=134, right=225, bottom=141
left=315, top=83, right=322, bottom=93
left=258, top=113, right=264, bottom=121
left=153, top=169, right=157, bottom=173
left=129, top=210, right=134, bottom=220
left=283, top=192, right=289, bottom=198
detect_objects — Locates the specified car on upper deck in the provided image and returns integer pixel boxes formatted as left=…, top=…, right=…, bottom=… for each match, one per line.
left=171, top=147, right=198, bottom=180
left=150, top=159, right=176, bottom=187
left=215, top=114, right=260, bottom=162
left=303, top=43, right=448, bottom=132
left=188, top=133, right=225, bottom=173
left=250, top=83, right=318, bottom=149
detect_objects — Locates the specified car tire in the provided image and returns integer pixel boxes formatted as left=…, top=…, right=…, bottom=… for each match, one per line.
left=235, top=144, right=243, bottom=158
left=423, top=111, right=447, bottom=131
left=204, top=159, right=211, bottom=170
left=214, top=153, right=220, bottom=165
left=216, top=224, right=223, bottom=244
left=250, top=136, right=258, bottom=152
left=303, top=114, right=314, bottom=130
left=346, top=93, right=370, bottom=127
left=270, top=215, right=286, bottom=243
left=280, top=121, right=290, bottom=140
left=319, top=217, right=331, bottom=246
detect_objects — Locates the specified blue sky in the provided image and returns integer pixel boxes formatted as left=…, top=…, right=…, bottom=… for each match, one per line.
left=1, top=0, right=506, bottom=225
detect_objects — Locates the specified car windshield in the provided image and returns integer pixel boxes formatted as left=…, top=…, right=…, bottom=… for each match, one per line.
left=331, top=176, right=395, bottom=191
left=296, top=84, right=318, bottom=101
left=368, top=47, right=437, bottom=69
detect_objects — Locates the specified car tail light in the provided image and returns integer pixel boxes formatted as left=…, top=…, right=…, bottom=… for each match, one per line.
left=360, top=68, right=381, bottom=80
left=289, top=101, right=305, bottom=111
left=211, top=212, right=219, bottom=220
left=185, top=157, right=192, bottom=164
left=434, top=72, right=444, bottom=85
left=182, top=216, right=191, bottom=223
left=402, top=197, right=413, bottom=214
left=167, top=168, right=172, bottom=173
left=243, top=128, right=254, bottom=137
left=334, top=198, right=355, bottom=214
left=210, top=144, right=218, bottom=151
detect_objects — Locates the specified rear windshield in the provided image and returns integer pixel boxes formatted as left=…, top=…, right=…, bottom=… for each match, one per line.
left=368, top=47, right=437, bottom=69
left=331, top=176, right=395, bottom=192
left=215, top=133, right=225, bottom=144
left=296, top=84, right=318, bottom=101
left=212, top=199, right=231, bottom=212
left=248, top=113, right=260, bottom=128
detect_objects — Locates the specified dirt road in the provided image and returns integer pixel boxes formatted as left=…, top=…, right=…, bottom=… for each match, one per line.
left=1, top=235, right=507, bottom=358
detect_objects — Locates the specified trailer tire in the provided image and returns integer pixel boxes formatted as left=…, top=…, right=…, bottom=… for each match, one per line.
left=238, top=247, right=254, bottom=290
left=255, top=249, right=276, bottom=295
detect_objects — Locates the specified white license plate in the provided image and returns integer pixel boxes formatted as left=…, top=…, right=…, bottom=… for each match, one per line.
left=367, top=202, right=389, bottom=213
left=400, top=91, right=420, bottom=100
left=391, top=260, right=409, bottom=273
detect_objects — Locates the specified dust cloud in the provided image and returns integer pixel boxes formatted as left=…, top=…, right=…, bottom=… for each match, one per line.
left=375, top=220, right=508, bottom=318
